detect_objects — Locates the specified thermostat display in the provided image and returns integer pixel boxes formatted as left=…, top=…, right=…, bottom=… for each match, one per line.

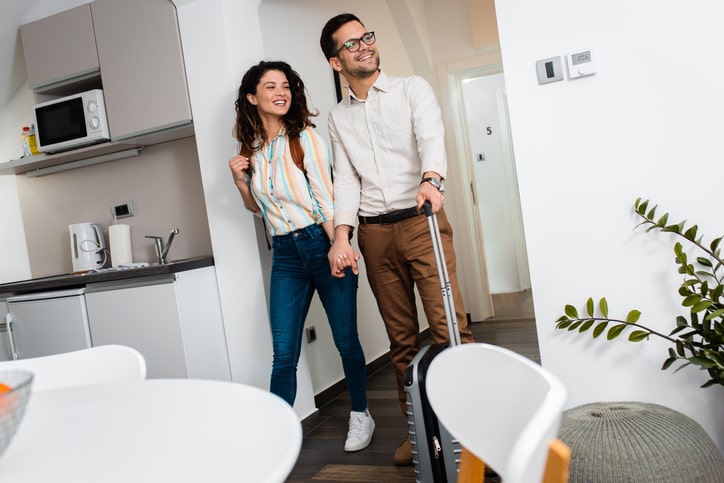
left=571, top=51, right=591, bottom=66
left=567, top=48, right=596, bottom=78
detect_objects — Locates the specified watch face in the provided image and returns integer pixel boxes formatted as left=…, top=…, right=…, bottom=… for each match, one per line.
left=428, top=178, right=442, bottom=190
left=421, top=177, right=444, bottom=193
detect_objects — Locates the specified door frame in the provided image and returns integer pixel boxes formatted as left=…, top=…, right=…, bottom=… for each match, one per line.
left=436, top=55, right=502, bottom=322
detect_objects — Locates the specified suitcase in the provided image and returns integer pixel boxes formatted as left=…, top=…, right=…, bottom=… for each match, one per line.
left=403, top=202, right=462, bottom=483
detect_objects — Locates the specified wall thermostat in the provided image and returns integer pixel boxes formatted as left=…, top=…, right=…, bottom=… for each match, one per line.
left=567, top=48, right=596, bottom=78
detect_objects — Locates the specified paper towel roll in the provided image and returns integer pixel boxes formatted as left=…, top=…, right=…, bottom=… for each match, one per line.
left=109, top=223, right=133, bottom=267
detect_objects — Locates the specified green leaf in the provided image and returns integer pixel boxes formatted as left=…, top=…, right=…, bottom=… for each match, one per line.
left=676, top=340, right=686, bottom=357
left=675, top=316, right=689, bottom=328
left=564, top=305, right=579, bottom=318
left=568, top=321, right=582, bottom=331
left=579, top=320, right=594, bottom=333
left=662, top=357, right=677, bottom=370
left=689, top=356, right=717, bottom=368
left=692, top=300, right=713, bottom=313
left=600, top=298, right=609, bottom=318
left=607, top=324, right=627, bottom=340
left=656, top=213, right=669, bottom=227
left=673, top=361, right=692, bottom=374
left=586, top=298, right=594, bottom=317
left=683, top=295, right=701, bottom=307
left=626, top=310, right=641, bottom=323
left=636, top=199, right=649, bottom=215
left=555, top=320, right=571, bottom=330
left=592, top=321, right=608, bottom=338
left=711, top=237, right=722, bottom=253
left=697, top=257, right=713, bottom=268
left=684, top=225, right=698, bottom=241
left=646, top=205, right=657, bottom=220
left=629, top=330, right=649, bottom=342
left=704, top=308, right=724, bottom=321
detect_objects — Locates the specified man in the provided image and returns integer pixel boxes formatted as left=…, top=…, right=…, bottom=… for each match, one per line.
left=320, top=13, right=475, bottom=466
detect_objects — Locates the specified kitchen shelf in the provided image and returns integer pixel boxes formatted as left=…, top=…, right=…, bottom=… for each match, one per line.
left=0, top=141, right=142, bottom=176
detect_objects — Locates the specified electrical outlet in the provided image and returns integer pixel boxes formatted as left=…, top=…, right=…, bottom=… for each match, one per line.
left=305, top=326, right=317, bottom=344
left=112, top=201, right=135, bottom=219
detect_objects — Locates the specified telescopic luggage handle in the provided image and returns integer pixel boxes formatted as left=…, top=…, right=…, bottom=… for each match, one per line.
left=421, top=201, right=461, bottom=346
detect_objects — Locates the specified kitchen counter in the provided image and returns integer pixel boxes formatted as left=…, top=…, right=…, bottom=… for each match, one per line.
left=0, top=256, right=214, bottom=295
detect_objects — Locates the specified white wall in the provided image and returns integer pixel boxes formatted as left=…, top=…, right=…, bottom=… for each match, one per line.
left=494, top=0, right=724, bottom=450
left=0, top=84, right=32, bottom=284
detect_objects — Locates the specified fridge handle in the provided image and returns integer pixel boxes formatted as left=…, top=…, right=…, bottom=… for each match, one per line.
left=6, top=313, right=19, bottom=360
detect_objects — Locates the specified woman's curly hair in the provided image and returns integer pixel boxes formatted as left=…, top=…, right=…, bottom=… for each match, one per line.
left=233, top=60, right=316, bottom=160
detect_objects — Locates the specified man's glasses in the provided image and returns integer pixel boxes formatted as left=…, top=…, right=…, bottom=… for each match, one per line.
left=334, top=32, right=376, bottom=57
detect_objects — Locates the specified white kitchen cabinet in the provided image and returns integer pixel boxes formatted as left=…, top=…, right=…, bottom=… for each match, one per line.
left=90, top=0, right=193, bottom=143
left=85, top=267, right=230, bottom=380
left=19, top=4, right=100, bottom=91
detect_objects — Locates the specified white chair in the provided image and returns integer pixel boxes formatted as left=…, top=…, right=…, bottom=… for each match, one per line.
left=425, top=343, right=570, bottom=483
left=0, top=345, right=146, bottom=391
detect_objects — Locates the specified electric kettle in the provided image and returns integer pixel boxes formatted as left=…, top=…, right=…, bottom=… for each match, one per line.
left=69, top=222, right=107, bottom=272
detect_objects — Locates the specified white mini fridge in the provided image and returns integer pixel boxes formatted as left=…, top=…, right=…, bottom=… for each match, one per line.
left=6, top=288, right=92, bottom=360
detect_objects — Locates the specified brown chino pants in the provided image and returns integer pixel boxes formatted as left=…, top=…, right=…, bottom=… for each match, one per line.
left=358, top=208, right=475, bottom=415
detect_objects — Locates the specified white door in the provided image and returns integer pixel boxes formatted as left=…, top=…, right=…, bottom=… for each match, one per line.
left=458, top=70, right=531, bottom=294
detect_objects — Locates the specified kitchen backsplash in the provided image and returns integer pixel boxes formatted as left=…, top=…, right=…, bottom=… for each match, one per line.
left=16, top=136, right=212, bottom=277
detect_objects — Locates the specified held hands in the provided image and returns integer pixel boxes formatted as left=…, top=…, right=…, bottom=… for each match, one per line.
left=328, top=238, right=360, bottom=278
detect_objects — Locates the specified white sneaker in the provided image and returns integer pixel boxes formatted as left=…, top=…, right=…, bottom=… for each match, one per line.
left=344, top=409, right=375, bottom=452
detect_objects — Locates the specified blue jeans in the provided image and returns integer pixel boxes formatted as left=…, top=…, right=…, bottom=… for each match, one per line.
left=269, top=223, right=367, bottom=411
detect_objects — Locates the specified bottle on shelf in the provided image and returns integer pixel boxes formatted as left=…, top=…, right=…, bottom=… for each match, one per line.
left=27, top=124, right=40, bottom=156
left=21, top=125, right=40, bottom=157
left=21, top=126, right=31, bottom=157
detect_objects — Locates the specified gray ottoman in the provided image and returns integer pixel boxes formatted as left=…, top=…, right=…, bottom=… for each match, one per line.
left=559, top=401, right=724, bottom=482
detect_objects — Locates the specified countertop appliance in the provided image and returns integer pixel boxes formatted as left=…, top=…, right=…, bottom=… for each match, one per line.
left=5, top=288, right=92, bottom=360
left=33, top=89, right=110, bottom=154
left=70, top=222, right=107, bottom=272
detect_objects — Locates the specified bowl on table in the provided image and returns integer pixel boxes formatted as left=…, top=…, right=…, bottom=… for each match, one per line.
left=0, top=370, right=34, bottom=458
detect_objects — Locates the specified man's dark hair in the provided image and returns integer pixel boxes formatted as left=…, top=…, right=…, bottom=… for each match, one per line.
left=320, top=13, right=363, bottom=60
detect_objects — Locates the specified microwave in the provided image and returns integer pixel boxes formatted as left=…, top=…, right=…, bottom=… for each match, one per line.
left=33, top=89, right=111, bottom=154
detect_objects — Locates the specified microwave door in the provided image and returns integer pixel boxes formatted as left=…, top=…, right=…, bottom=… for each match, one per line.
left=35, top=97, right=87, bottom=152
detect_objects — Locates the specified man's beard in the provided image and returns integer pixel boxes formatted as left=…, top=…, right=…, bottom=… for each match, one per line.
left=349, top=52, right=380, bottom=79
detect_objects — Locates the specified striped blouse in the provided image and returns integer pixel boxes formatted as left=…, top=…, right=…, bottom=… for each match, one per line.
left=248, top=126, right=334, bottom=237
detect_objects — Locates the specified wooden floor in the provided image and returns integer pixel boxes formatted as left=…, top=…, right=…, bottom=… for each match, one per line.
left=286, top=290, right=538, bottom=483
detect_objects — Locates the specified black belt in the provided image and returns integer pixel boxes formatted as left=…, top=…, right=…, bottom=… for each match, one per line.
left=358, top=206, right=420, bottom=225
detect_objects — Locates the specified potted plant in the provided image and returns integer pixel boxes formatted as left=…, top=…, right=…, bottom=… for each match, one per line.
left=555, top=198, right=724, bottom=388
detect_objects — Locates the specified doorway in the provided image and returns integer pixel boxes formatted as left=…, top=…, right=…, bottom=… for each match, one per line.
left=452, top=66, right=531, bottom=298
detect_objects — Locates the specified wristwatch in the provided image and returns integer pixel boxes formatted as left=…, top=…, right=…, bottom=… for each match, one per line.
left=421, top=177, right=445, bottom=194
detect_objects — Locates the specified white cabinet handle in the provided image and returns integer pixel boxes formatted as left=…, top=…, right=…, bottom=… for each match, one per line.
left=6, top=313, right=18, bottom=360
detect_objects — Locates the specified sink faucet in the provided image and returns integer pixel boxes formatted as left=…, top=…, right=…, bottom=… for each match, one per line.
left=145, top=228, right=180, bottom=265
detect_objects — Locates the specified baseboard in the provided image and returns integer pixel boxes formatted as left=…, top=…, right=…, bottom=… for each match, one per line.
left=310, top=326, right=436, bottom=411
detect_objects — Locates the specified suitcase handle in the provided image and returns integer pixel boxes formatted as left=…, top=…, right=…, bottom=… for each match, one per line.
left=422, top=201, right=461, bottom=346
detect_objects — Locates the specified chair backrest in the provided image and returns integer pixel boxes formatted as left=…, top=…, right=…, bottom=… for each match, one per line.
left=425, top=343, right=568, bottom=483
left=0, top=345, right=146, bottom=391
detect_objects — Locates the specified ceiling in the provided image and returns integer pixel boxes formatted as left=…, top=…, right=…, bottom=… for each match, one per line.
left=0, top=0, right=90, bottom=110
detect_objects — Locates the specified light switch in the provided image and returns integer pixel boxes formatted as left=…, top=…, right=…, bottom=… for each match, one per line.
left=536, top=56, right=564, bottom=85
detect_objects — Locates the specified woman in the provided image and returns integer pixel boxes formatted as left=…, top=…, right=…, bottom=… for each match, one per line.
left=229, top=61, right=374, bottom=452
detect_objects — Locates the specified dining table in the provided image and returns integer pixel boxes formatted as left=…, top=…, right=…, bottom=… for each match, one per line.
left=0, top=378, right=302, bottom=482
